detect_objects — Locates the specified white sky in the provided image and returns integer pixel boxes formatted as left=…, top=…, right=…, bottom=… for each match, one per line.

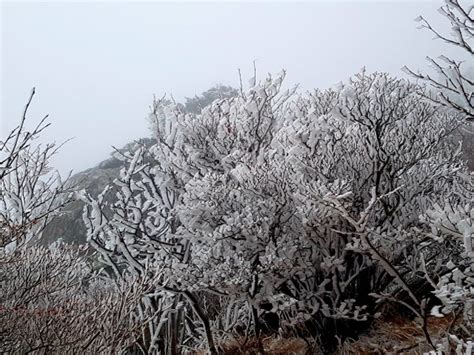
left=1, top=1, right=462, bottom=175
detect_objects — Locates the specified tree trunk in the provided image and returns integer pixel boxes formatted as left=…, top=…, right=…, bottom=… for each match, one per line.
left=182, top=291, right=217, bottom=355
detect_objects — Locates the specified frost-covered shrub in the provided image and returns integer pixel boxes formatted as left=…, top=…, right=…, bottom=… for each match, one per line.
left=0, top=243, right=163, bottom=353
left=0, top=90, right=161, bottom=354
left=421, top=173, right=474, bottom=350
left=83, top=70, right=472, bottom=352
left=272, top=71, right=469, bottom=350
left=0, top=91, right=74, bottom=253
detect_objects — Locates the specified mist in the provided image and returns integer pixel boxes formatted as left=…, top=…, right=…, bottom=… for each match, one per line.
left=1, top=1, right=460, bottom=175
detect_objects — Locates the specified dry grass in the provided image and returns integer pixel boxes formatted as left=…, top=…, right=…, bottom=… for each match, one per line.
left=215, top=336, right=308, bottom=355
left=191, top=315, right=462, bottom=354
left=340, top=315, right=457, bottom=354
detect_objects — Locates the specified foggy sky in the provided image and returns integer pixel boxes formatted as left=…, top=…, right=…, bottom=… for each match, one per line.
left=1, top=1, right=462, bottom=176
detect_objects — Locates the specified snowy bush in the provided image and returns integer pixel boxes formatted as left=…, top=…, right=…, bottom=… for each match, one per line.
left=83, top=70, right=472, bottom=352
left=0, top=90, right=74, bottom=253
left=0, top=90, right=161, bottom=353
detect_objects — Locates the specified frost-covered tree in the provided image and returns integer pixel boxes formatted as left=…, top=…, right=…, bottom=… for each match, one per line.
left=0, top=89, right=159, bottom=353
left=401, top=1, right=474, bottom=349
left=0, top=88, right=75, bottom=253
left=83, top=70, right=472, bottom=352
left=275, top=71, right=470, bottom=351
left=403, top=0, right=474, bottom=121
left=402, top=0, right=474, bottom=170
left=420, top=173, right=474, bottom=353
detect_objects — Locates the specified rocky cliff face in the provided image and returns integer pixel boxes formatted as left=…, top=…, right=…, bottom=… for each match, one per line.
left=41, top=158, right=121, bottom=245
left=41, top=138, right=155, bottom=245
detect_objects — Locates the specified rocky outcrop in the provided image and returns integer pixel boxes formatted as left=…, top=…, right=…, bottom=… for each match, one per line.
left=41, top=162, right=120, bottom=245
left=41, top=138, right=155, bottom=245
